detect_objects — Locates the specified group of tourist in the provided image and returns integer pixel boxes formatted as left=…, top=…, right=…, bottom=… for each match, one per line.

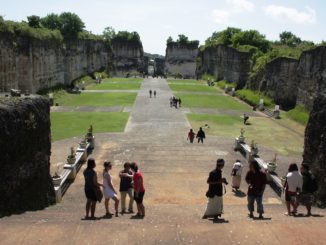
left=83, top=159, right=145, bottom=220
left=169, top=96, right=181, bottom=108
left=203, top=159, right=317, bottom=220
left=149, top=89, right=157, bottom=98
left=187, top=128, right=206, bottom=143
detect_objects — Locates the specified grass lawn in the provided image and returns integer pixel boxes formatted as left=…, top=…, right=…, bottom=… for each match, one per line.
left=187, top=114, right=304, bottom=156
left=168, top=79, right=203, bottom=84
left=54, top=92, right=137, bottom=107
left=87, top=77, right=143, bottom=90
left=176, top=93, right=250, bottom=111
left=51, top=112, right=129, bottom=141
left=169, top=84, right=222, bottom=93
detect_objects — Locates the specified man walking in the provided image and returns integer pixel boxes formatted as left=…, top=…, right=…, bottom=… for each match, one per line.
left=202, top=159, right=228, bottom=220
left=196, top=127, right=206, bottom=143
left=149, top=89, right=152, bottom=98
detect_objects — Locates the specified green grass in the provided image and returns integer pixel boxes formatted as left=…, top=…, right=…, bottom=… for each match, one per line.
left=236, top=89, right=274, bottom=107
left=187, top=114, right=304, bottom=156
left=87, top=81, right=141, bottom=90
left=176, top=93, right=250, bottom=111
left=169, top=84, right=221, bottom=93
left=51, top=112, right=129, bottom=141
left=168, top=79, right=203, bottom=84
left=286, top=106, right=309, bottom=125
left=54, top=91, right=137, bottom=107
left=216, top=80, right=236, bottom=89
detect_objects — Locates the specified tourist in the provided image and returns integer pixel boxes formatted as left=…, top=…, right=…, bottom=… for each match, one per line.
left=130, top=162, right=145, bottom=218
left=149, top=89, right=152, bottom=98
left=231, top=160, right=243, bottom=192
left=298, top=164, right=317, bottom=216
left=154, top=90, right=157, bottom=98
left=245, top=160, right=267, bottom=219
left=284, top=163, right=302, bottom=216
left=243, top=113, right=249, bottom=125
left=173, top=97, right=178, bottom=109
left=103, top=161, right=120, bottom=217
left=169, top=97, right=173, bottom=107
left=83, top=158, right=103, bottom=219
left=178, top=98, right=182, bottom=107
left=282, top=163, right=302, bottom=216
left=202, top=159, right=228, bottom=219
left=119, top=162, right=134, bottom=214
left=196, top=127, right=206, bottom=143
left=187, top=129, right=196, bottom=143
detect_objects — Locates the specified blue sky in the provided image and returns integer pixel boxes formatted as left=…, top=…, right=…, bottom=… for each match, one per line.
left=1, top=0, right=325, bottom=55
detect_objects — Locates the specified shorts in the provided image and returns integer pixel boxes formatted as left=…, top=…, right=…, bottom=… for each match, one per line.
left=299, top=193, right=313, bottom=206
left=85, top=189, right=97, bottom=201
left=285, top=191, right=297, bottom=202
left=134, top=191, right=145, bottom=204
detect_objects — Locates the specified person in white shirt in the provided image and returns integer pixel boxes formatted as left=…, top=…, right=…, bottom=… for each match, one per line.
left=231, top=160, right=243, bottom=192
left=284, top=163, right=303, bottom=216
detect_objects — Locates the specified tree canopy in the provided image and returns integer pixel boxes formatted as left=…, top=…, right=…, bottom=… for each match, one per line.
left=166, top=34, right=199, bottom=48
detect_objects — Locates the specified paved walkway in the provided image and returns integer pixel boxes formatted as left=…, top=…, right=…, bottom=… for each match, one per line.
left=1, top=78, right=325, bottom=245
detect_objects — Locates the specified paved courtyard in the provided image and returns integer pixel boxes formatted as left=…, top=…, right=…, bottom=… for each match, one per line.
left=0, top=78, right=325, bottom=244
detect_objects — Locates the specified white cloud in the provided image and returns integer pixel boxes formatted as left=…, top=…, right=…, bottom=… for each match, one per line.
left=212, top=9, right=231, bottom=24
left=264, top=5, right=317, bottom=24
left=226, top=0, right=254, bottom=13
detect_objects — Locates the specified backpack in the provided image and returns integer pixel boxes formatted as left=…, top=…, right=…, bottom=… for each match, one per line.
left=310, top=174, right=318, bottom=193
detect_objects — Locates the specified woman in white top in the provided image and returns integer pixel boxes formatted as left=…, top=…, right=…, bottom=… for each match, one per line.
left=284, top=163, right=303, bottom=216
left=231, top=160, right=243, bottom=191
left=103, top=161, right=120, bottom=217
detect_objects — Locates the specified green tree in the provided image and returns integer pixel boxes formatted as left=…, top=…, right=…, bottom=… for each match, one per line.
left=167, top=36, right=173, bottom=44
left=177, top=34, right=189, bottom=44
left=206, top=27, right=241, bottom=46
left=27, top=15, right=41, bottom=28
left=59, top=12, right=85, bottom=39
left=40, top=13, right=61, bottom=30
left=279, top=31, right=302, bottom=47
left=102, top=26, right=115, bottom=42
left=232, top=30, right=270, bottom=52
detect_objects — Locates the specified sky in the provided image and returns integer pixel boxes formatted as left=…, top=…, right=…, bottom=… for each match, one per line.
left=1, top=0, right=325, bottom=55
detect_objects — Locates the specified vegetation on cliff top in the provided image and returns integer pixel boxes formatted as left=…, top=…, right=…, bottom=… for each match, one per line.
left=167, top=34, right=199, bottom=49
left=103, top=26, right=142, bottom=46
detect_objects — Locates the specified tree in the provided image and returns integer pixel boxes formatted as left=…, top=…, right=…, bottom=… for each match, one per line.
left=40, top=13, right=61, bottom=30
left=279, top=31, right=302, bottom=47
left=27, top=15, right=41, bottom=28
left=102, top=26, right=115, bottom=42
left=59, top=12, right=85, bottom=39
left=167, top=36, right=173, bottom=45
left=205, top=27, right=241, bottom=46
left=232, top=30, right=270, bottom=52
left=177, top=34, right=189, bottom=44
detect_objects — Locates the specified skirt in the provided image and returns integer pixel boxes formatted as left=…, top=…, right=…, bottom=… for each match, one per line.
left=232, top=175, right=241, bottom=188
left=103, top=186, right=117, bottom=199
left=204, top=195, right=223, bottom=217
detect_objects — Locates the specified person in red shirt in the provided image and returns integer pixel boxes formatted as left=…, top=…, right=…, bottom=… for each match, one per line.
left=187, top=129, right=195, bottom=143
left=245, top=160, right=267, bottom=219
left=130, top=162, right=145, bottom=218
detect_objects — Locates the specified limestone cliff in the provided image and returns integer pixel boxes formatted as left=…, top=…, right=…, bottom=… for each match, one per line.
left=0, top=96, right=55, bottom=216
left=111, top=40, right=144, bottom=76
left=0, top=36, right=110, bottom=93
left=253, top=57, right=299, bottom=110
left=296, top=46, right=326, bottom=110
left=165, top=43, right=198, bottom=78
left=303, top=95, right=326, bottom=205
left=196, top=45, right=251, bottom=88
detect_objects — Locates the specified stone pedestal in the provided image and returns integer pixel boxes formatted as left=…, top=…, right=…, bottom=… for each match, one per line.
left=54, top=186, right=62, bottom=203
left=64, top=164, right=77, bottom=180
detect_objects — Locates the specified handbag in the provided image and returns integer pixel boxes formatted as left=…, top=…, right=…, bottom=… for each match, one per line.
left=94, top=186, right=103, bottom=202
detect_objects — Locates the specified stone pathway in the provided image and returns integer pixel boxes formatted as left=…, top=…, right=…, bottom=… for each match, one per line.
left=1, top=78, right=325, bottom=245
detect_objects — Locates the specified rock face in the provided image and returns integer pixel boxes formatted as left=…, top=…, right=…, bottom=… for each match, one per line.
left=0, top=36, right=110, bottom=93
left=296, top=46, right=326, bottom=110
left=111, top=40, right=144, bottom=76
left=303, top=95, right=326, bottom=205
left=0, top=96, right=55, bottom=216
left=254, top=57, right=299, bottom=110
left=196, top=45, right=251, bottom=88
left=165, top=43, right=198, bottom=78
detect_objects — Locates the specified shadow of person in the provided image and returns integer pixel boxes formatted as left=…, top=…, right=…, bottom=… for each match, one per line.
left=211, top=218, right=229, bottom=224
left=100, top=214, right=113, bottom=220
left=130, top=215, right=144, bottom=220
left=81, top=216, right=100, bottom=221
left=293, top=213, right=324, bottom=218
left=244, top=122, right=252, bottom=126
left=234, top=190, right=246, bottom=198
left=252, top=217, right=272, bottom=221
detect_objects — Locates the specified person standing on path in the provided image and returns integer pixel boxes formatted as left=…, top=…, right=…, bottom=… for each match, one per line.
left=187, top=129, right=196, bottom=143
left=231, top=160, right=243, bottom=192
left=178, top=98, right=182, bottom=107
left=103, top=161, right=120, bottom=217
left=154, top=90, right=157, bottom=98
left=245, top=160, right=267, bottom=219
left=298, top=163, right=317, bottom=216
left=203, top=159, right=228, bottom=220
left=83, top=158, right=103, bottom=219
left=196, top=127, right=206, bottom=143
left=119, top=162, right=134, bottom=214
left=149, top=89, right=152, bottom=98
left=131, top=162, right=145, bottom=218
left=283, top=163, right=302, bottom=216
